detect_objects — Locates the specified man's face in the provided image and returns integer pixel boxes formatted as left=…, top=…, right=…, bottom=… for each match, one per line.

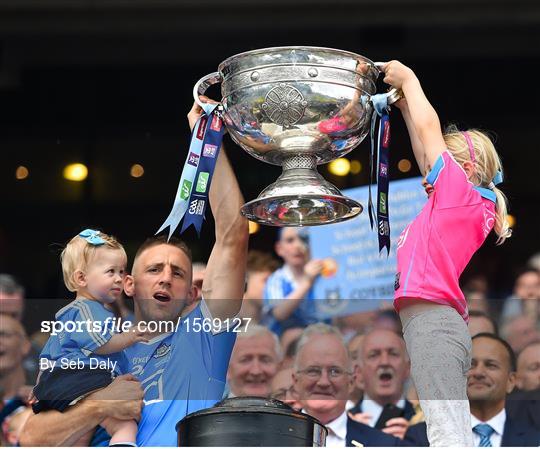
left=227, top=333, right=280, bottom=397
left=467, top=337, right=515, bottom=404
left=516, top=343, right=540, bottom=391
left=506, top=316, right=540, bottom=353
left=270, top=368, right=301, bottom=410
left=360, top=329, right=410, bottom=405
left=347, top=334, right=364, bottom=392
left=515, top=271, right=540, bottom=300
left=125, top=244, right=194, bottom=323
left=0, top=293, right=24, bottom=321
left=275, top=228, right=308, bottom=268
left=294, top=334, right=354, bottom=422
left=0, top=314, right=30, bottom=375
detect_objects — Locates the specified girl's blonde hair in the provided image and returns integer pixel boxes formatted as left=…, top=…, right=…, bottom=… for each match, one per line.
left=61, top=230, right=126, bottom=292
left=443, top=125, right=511, bottom=244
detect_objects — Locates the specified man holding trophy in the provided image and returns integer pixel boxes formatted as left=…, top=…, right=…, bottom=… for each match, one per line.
left=21, top=45, right=505, bottom=446
left=182, top=47, right=510, bottom=447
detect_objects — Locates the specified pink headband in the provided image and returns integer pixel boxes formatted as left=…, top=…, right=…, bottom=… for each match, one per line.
left=461, top=131, right=476, bottom=162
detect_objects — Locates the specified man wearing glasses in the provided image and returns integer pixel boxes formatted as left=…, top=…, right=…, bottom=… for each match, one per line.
left=292, top=324, right=403, bottom=447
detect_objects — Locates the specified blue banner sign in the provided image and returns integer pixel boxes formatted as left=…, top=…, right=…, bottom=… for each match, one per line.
left=309, top=177, right=425, bottom=319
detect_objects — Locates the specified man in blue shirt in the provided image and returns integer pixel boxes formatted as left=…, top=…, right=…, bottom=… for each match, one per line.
left=20, top=98, right=249, bottom=447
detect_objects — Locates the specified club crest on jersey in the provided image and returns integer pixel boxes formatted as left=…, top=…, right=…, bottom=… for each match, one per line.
left=153, top=343, right=171, bottom=359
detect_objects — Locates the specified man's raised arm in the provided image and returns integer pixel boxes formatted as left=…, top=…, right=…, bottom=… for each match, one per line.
left=187, top=98, right=249, bottom=319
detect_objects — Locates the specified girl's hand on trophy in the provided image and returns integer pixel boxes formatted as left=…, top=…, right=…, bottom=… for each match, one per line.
left=381, top=60, right=415, bottom=90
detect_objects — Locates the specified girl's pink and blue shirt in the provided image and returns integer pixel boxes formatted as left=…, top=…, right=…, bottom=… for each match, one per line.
left=394, top=151, right=497, bottom=322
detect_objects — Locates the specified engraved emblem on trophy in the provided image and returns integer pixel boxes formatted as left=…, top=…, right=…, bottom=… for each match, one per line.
left=194, top=46, right=400, bottom=226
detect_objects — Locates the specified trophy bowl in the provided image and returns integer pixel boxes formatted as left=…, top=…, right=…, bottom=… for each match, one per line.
left=194, top=46, right=398, bottom=226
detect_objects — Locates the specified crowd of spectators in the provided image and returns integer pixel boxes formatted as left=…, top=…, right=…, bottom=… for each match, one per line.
left=0, top=236, right=539, bottom=446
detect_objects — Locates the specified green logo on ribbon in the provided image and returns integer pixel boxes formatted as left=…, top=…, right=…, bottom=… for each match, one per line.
left=196, top=172, right=209, bottom=193
left=380, top=192, right=387, bottom=214
left=180, top=179, right=192, bottom=200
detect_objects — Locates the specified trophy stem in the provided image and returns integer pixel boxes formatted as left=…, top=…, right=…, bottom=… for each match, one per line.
left=282, top=155, right=317, bottom=171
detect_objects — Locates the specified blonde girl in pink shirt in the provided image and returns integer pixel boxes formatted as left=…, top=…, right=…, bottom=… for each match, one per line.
left=381, top=61, right=511, bottom=446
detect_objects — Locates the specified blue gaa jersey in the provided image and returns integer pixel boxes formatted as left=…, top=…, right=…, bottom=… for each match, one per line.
left=124, top=300, right=236, bottom=447
left=40, top=298, right=126, bottom=374
left=262, top=265, right=322, bottom=336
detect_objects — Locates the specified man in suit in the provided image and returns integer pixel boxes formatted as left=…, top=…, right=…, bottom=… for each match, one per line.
left=293, top=323, right=404, bottom=447
left=349, top=328, right=414, bottom=439
left=405, top=333, right=540, bottom=447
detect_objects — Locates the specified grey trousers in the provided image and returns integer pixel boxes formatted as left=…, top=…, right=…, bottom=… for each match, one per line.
left=402, top=307, right=474, bottom=447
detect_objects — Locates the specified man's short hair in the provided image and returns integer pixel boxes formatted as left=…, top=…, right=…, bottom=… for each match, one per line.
left=133, top=235, right=192, bottom=271
left=295, top=323, right=350, bottom=370
left=517, top=341, right=540, bottom=365
left=0, top=274, right=25, bottom=297
left=514, top=266, right=540, bottom=280
left=472, top=332, right=517, bottom=372
left=469, top=310, right=499, bottom=335
left=361, top=327, right=409, bottom=362
left=236, top=324, right=282, bottom=360
left=276, top=227, right=309, bottom=243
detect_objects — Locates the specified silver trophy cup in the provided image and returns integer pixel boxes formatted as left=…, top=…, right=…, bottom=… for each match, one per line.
left=194, top=46, right=400, bottom=226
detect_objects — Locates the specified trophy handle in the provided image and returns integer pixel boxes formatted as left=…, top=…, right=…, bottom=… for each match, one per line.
left=193, top=72, right=223, bottom=108
left=374, top=62, right=402, bottom=105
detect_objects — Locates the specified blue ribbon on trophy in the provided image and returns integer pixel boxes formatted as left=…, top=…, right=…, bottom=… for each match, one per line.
left=367, top=93, right=392, bottom=255
left=157, top=103, right=225, bottom=238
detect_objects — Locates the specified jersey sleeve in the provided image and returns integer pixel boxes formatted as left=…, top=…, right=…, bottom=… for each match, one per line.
left=66, top=300, right=116, bottom=353
left=263, top=271, right=287, bottom=310
left=426, top=151, right=481, bottom=209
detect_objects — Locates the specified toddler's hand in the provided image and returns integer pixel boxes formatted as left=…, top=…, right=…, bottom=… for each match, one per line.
left=128, top=326, right=149, bottom=344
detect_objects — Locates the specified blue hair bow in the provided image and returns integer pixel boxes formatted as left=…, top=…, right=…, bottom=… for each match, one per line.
left=79, top=229, right=105, bottom=245
left=492, top=170, right=503, bottom=186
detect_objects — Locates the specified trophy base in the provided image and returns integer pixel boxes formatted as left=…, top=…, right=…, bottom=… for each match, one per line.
left=241, top=161, right=363, bottom=226
left=241, top=194, right=362, bottom=226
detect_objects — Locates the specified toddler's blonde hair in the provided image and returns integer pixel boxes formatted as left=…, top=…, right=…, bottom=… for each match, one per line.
left=61, top=230, right=126, bottom=292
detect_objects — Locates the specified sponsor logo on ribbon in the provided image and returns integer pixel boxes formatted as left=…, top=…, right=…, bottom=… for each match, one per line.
left=180, top=179, right=193, bottom=200
left=378, top=219, right=390, bottom=236
left=196, top=116, right=208, bottom=140
left=382, top=120, right=391, bottom=148
left=203, top=144, right=218, bottom=158
left=210, top=115, right=222, bottom=132
left=379, top=192, right=387, bottom=214
left=187, top=152, right=200, bottom=167
left=196, top=172, right=209, bottom=193
left=188, top=199, right=206, bottom=215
